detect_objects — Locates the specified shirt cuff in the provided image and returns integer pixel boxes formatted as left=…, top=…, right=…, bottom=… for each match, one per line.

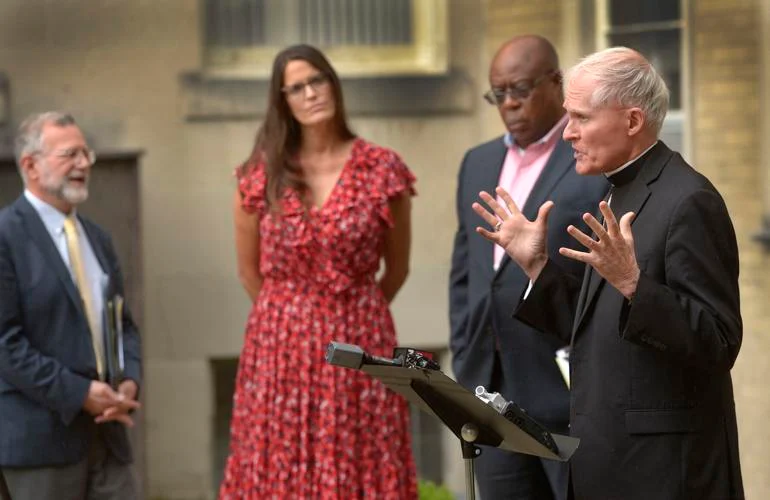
left=523, top=280, right=534, bottom=300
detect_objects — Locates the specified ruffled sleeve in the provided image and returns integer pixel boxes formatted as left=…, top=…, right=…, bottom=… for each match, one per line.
left=376, top=149, right=417, bottom=227
left=235, top=160, right=268, bottom=217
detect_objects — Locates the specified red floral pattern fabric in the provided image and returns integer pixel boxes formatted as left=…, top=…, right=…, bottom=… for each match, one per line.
left=219, top=138, right=418, bottom=499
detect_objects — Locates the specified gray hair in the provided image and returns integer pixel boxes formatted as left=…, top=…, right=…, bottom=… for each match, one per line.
left=14, top=112, right=78, bottom=179
left=568, top=47, right=669, bottom=135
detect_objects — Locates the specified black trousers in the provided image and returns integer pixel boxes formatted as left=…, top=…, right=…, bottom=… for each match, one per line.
left=475, top=352, right=569, bottom=500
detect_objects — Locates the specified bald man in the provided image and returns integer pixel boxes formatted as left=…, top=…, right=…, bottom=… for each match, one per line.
left=449, top=36, right=608, bottom=499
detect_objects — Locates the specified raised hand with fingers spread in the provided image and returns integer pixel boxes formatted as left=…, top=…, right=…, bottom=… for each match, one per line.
left=473, top=186, right=554, bottom=281
left=559, top=200, right=639, bottom=299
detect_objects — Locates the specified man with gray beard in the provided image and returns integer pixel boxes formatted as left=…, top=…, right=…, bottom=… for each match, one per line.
left=0, top=112, right=142, bottom=500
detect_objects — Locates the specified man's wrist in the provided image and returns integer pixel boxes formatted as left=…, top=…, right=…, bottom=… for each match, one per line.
left=525, top=254, right=548, bottom=282
left=621, top=269, right=640, bottom=301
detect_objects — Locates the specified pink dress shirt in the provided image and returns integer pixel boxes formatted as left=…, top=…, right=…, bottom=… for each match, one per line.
left=494, top=114, right=569, bottom=270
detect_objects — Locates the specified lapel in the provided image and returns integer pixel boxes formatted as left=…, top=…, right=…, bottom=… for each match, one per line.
left=572, top=142, right=672, bottom=335
left=495, top=137, right=575, bottom=278
left=572, top=263, right=594, bottom=331
left=15, top=196, right=85, bottom=314
left=477, top=139, right=508, bottom=280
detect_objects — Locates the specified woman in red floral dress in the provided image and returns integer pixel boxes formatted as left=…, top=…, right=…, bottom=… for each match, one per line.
left=219, top=44, right=418, bottom=499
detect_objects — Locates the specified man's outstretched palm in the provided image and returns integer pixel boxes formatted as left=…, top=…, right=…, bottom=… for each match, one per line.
left=472, top=187, right=554, bottom=281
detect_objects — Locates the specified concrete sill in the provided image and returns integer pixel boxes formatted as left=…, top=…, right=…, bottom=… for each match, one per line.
left=179, top=70, right=477, bottom=122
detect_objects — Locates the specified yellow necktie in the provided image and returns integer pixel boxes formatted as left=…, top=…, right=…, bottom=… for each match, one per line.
left=63, top=215, right=105, bottom=381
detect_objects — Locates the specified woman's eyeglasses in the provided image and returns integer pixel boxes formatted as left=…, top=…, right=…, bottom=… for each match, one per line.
left=282, top=74, right=330, bottom=100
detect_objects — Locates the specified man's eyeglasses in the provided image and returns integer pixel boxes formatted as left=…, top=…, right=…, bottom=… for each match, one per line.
left=38, top=147, right=96, bottom=164
left=483, top=70, right=559, bottom=106
left=282, top=73, right=330, bottom=100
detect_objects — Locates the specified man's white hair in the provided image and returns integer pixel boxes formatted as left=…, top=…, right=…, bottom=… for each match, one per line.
left=14, top=112, right=77, bottom=183
left=568, top=47, right=670, bottom=135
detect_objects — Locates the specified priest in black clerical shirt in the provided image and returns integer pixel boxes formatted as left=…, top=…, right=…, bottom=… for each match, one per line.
left=472, top=47, right=743, bottom=500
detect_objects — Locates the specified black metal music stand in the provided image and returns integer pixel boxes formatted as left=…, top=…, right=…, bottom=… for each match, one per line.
left=356, top=365, right=579, bottom=500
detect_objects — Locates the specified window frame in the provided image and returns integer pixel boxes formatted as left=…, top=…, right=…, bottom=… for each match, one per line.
left=201, top=0, right=449, bottom=79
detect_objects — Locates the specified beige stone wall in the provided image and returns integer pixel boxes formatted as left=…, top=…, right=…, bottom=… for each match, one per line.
left=692, top=1, right=770, bottom=498
left=486, top=0, right=563, bottom=55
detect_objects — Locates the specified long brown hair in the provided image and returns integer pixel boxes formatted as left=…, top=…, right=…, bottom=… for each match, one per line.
left=243, top=44, right=356, bottom=210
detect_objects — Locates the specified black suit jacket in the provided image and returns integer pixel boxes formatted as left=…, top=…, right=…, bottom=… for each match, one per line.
left=0, top=195, right=142, bottom=467
left=517, top=142, right=744, bottom=499
left=449, top=135, right=609, bottom=427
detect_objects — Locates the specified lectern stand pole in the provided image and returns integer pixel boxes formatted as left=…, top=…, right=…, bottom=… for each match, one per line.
left=460, top=423, right=480, bottom=500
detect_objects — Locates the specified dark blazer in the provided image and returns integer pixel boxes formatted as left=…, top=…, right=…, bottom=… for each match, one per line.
left=0, top=195, right=142, bottom=467
left=449, top=134, right=609, bottom=427
left=517, top=142, right=744, bottom=500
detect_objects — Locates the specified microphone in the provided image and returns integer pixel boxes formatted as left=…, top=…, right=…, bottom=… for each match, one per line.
left=325, top=342, right=441, bottom=371
left=325, top=342, right=402, bottom=370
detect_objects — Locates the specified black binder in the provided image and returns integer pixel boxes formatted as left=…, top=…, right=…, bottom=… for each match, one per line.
left=102, top=294, right=126, bottom=389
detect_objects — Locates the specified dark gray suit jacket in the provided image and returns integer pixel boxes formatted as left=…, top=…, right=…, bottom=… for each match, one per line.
left=517, top=142, right=744, bottom=499
left=449, top=135, right=609, bottom=427
left=0, top=195, right=142, bottom=467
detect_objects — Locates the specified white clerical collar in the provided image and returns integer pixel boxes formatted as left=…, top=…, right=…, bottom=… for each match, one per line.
left=604, top=140, right=658, bottom=179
